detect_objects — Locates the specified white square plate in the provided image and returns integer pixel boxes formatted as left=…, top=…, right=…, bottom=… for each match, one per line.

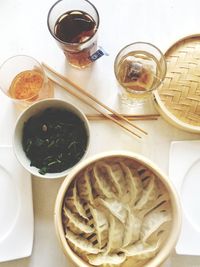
left=0, top=146, right=34, bottom=262
left=169, top=140, right=200, bottom=255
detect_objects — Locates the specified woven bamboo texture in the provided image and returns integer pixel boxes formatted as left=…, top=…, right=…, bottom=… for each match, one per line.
left=157, top=36, right=200, bottom=129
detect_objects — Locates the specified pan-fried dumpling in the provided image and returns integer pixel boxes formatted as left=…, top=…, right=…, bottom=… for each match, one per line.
left=151, top=192, right=169, bottom=209
left=63, top=206, right=94, bottom=234
left=66, top=230, right=101, bottom=254
left=121, top=239, right=160, bottom=260
left=140, top=201, right=172, bottom=243
left=122, top=257, right=149, bottom=267
left=123, top=208, right=142, bottom=247
left=103, top=162, right=127, bottom=198
left=135, top=176, right=158, bottom=211
left=106, top=214, right=125, bottom=254
left=139, top=191, right=170, bottom=220
left=119, top=162, right=142, bottom=205
left=87, top=252, right=126, bottom=266
left=89, top=204, right=109, bottom=249
left=65, top=181, right=88, bottom=220
left=137, top=166, right=152, bottom=181
left=77, top=168, right=94, bottom=204
left=92, top=162, right=116, bottom=198
left=95, top=198, right=127, bottom=224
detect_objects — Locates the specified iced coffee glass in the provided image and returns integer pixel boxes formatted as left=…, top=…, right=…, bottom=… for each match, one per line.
left=0, top=55, right=53, bottom=107
left=114, top=42, right=167, bottom=105
left=47, top=0, right=99, bottom=69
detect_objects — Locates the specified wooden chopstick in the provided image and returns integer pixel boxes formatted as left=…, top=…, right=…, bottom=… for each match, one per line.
left=42, top=63, right=147, bottom=136
left=48, top=76, right=142, bottom=139
left=87, top=114, right=159, bottom=121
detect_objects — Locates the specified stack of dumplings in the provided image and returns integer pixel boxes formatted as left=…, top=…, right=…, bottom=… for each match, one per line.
left=62, top=157, right=172, bottom=267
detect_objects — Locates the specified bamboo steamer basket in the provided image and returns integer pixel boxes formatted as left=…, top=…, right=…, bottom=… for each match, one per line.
left=54, top=151, right=181, bottom=267
left=154, top=34, right=200, bottom=133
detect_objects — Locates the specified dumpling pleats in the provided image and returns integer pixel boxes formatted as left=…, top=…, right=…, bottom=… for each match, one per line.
left=87, top=252, right=126, bottom=266
left=63, top=206, right=94, bottom=234
left=135, top=176, right=158, bottom=212
left=65, top=181, right=88, bottom=220
left=66, top=230, right=101, bottom=254
left=77, top=168, right=94, bottom=204
left=95, top=197, right=127, bottom=224
left=89, top=204, right=109, bottom=249
left=106, top=215, right=125, bottom=254
left=140, top=201, right=172, bottom=243
left=122, top=208, right=142, bottom=247
left=121, top=239, right=160, bottom=260
left=119, top=162, right=142, bottom=205
left=92, top=162, right=116, bottom=198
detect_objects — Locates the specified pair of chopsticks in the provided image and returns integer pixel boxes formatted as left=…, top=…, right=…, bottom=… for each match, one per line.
left=87, top=114, right=159, bottom=121
left=42, top=63, right=157, bottom=139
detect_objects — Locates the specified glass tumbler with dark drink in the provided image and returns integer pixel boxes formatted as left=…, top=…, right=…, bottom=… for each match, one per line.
left=47, top=0, right=99, bottom=68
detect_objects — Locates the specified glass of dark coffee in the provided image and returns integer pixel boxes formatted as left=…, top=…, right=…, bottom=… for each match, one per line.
left=47, top=0, right=99, bottom=69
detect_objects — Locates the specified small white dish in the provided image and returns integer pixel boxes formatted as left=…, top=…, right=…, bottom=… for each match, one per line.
left=169, top=140, right=200, bottom=255
left=0, top=146, right=33, bottom=262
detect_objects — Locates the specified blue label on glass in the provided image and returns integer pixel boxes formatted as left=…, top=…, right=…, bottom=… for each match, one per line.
left=89, top=47, right=109, bottom=62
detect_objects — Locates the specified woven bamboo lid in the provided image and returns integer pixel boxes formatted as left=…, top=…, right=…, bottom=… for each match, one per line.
left=154, top=35, right=200, bottom=133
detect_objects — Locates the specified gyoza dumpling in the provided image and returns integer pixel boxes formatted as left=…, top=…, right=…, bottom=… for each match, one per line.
left=123, top=208, right=142, bottom=247
left=92, top=162, right=116, bottom=199
left=122, top=257, right=149, bottom=267
left=89, top=204, right=109, bottom=249
left=95, top=197, right=127, bottom=224
left=66, top=230, right=101, bottom=255
left=63, top=206, right=94, bottom=234
left=137, top=166, right=152, bottom=181
left=135, top=175, right=158, bottom=212
left=106, top=214, right=125, bottom=254
left=140, top=201, right=172, bottom=243
left=65, top=181, right=88, bottom=220
left=139, top=191, right=170, bottom=218
left=121, top=239, right=160, bottom=260
left=119, top=162, right=142, bottom=205
left=77, top=168, right=94, bottom=204
left=87, top=252, right=126, bottom=266
left=101, top=162, right=127, bottom=198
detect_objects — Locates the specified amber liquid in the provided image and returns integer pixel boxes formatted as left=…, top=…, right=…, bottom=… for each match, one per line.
left=8, top=69, right=54, bottom=106
left=9, top=70, right=44, bottom=101
left=54, top=10, right=97, bottom=68
left=116, top=51, right=161, bottom=100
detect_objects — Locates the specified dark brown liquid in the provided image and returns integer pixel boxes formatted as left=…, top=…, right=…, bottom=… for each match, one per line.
left=54, top=10, right=96, bottom=43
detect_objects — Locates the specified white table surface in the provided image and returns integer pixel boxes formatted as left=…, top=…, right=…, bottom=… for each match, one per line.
left=0, top=0, right=200, bottom=266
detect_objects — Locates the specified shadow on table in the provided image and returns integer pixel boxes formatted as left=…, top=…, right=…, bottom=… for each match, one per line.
left=0, top=258, right=30, bottom=267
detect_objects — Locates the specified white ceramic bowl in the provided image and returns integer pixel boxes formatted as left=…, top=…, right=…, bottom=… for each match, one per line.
left=55, top=151, right=181, bottom=267
left=13, top=98, right=90, bottom=179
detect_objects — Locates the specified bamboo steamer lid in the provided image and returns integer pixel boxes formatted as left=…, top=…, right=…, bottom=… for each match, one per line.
left=154, top=34, right=200, bottom=133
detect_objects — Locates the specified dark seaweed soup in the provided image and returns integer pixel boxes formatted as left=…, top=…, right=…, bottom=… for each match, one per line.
left=22, top=108, right=88, bottom=175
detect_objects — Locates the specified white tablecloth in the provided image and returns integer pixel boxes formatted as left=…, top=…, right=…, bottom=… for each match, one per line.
left=0, top=0, right=200, bottom=266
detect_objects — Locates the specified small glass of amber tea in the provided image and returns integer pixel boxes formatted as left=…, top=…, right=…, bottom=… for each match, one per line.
left=114, top=42, right=167, bottom=106
left=47, top=0, right=99, bottom=69
left=0, top=55, right=53, bottom=107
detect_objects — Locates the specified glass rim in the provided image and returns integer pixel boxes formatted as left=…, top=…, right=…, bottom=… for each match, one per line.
left=114, top=41, right=167, bottom=91
left=0, top=54, right=46, bottom=101
left=47, top=0, right=100, bottom=46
